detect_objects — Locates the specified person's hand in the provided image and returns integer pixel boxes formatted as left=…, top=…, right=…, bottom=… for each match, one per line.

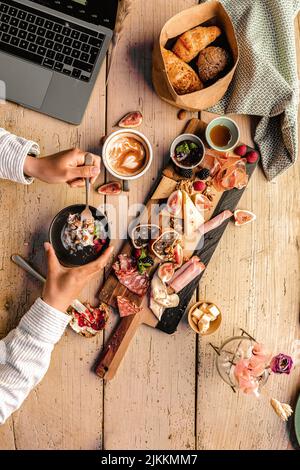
left=24, top=148, right=101, bottom=188
left=42, top=242, right=114, bottom=312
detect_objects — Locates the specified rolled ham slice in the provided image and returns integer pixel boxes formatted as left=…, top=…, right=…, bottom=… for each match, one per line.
left=168, top=256, right=205, bottom=293
left=201, top=210, right=233, bottom=235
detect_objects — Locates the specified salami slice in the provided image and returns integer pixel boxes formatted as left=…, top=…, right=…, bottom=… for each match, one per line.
left=113, top=254, right=150, bottom=296
left=117, top=296, right=141, bottom=317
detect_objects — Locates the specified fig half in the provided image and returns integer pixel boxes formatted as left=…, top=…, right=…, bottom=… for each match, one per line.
left=118, top=111, right=143, bottom=128
left=97, top=182, right=122, bottom=195
left=166, top=190, right=182, bottom=217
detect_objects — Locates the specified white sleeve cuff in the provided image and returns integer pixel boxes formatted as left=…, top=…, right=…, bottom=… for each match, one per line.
left=19, top=298, right=70, bottom=344
left=0, top=129, right=40, bottom=184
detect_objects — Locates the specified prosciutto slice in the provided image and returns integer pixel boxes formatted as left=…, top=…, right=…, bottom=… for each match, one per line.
left=113, top=254, right=150, bottom=296
left=200, top=148, right=248, bottom=191
left=168, top=256, right=205, bottom=293
left=117, top=296, right=141, bottom=317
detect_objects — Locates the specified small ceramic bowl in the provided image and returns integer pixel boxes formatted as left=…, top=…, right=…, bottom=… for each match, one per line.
left=49, top=204, right=110, bottom=267
left=188, top=300, right=222, bottom=336
left=170, top=133, right=205, bottom=170
left=205, top=117, right=240, bottom=152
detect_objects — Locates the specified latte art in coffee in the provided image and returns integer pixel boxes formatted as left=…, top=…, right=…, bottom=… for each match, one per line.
left=108, top=137, right=146, bottom=176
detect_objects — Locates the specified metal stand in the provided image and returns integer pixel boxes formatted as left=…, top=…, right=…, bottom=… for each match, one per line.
left=209, top=328, right=257, bottom=393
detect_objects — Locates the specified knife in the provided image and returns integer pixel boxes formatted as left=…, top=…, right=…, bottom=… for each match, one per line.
left=11, top=254, right=87, bottom=314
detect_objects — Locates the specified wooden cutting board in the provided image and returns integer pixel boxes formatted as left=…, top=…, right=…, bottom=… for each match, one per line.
left=95, top=118, right=259, bottom=380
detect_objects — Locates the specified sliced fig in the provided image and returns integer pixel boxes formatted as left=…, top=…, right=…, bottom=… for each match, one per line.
left=130, top=224, right=160, bottom=249
left=118, top=111, right=143, bottom=128
left=173, top=243, right=183, bottom=267
left=193, top=193, right=213, bottom=212
left=158, top=262, right=175, bottom=283
left=97, top=182, right=122, bottom=195
left=151, top=229, right=181, bottom=261
left=234, top=209, right=256, bottom=226
left=166, top=190, right=182, bottom=217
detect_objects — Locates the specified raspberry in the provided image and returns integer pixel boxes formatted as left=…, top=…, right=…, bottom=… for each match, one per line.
left=246, top=150, right=259, bottom=164
left=234, top=144, right=247, bottom=157
left=133, top=248, right=142, bottom=259
left=193, top=180, right=206, bottom=192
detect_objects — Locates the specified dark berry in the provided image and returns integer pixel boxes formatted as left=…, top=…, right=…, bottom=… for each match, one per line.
left=178, top=167, right=193, bottom=178
left=143, top=256, right=154, bottom=266
left=197, top=168, right=210, bottom=180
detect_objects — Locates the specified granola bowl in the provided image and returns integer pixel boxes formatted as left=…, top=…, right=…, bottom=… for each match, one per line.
left=49, top=204, right=110, bottom=267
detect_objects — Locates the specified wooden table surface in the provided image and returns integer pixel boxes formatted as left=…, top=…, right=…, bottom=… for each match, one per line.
left=0, top=0, right=300, bottom=450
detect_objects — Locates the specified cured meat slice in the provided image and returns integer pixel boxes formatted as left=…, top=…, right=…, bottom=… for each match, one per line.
left=200, top=149, right=248, bottom=191
left=202, top=210, right=233, bottom=234
left=117, top=296, right=141, bottom=317
left=113, top=254, right=150, bottom=296
left=200, top=148, right=222, bottom=176
left=168, top=256, right=205, bottom=293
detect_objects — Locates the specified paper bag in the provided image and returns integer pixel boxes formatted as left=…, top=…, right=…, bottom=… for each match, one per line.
left=152, top=1, right=239, bottom=111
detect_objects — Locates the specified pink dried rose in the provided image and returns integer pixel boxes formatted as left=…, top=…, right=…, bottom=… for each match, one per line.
left=270, top=354, right=293, bottom=374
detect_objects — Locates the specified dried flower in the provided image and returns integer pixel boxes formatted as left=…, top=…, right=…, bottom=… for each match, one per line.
left=270, top=353, right=293, bottom=374
left=270, top=398, right=293, bottom=421
left=106, top=0, right=132, bottom=84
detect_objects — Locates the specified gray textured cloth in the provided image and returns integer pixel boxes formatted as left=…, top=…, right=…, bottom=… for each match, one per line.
left=202, top=0, right=300, bottom=180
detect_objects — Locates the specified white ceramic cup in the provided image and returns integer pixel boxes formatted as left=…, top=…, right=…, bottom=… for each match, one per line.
left=205, top=116, right=240, bottom=152
left=102, top=129, right=153, bottom=181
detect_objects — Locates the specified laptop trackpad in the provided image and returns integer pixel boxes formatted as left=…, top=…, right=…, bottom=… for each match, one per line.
left=0, top=54, right=52, bottom=108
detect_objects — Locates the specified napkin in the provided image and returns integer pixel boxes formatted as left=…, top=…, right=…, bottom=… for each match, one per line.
left=202, top=0, right=300, bottom=180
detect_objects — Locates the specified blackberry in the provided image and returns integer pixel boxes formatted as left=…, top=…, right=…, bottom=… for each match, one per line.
left=177, top=167, right=193, bottom=178
left=197, top=168, right=210, bottom=180
left=142, top=255, right=154, bottom=266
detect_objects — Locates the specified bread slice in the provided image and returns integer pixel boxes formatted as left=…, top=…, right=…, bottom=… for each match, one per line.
left=162, top=48, right=203, bottom=95
left=67, top=302, right=110, bottom=337
left=172, top=26, right=222, bottom=63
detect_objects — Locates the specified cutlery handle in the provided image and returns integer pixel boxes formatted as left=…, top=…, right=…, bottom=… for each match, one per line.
left=85, top=153, right=93, bottom=205
left=11, top=254, right=46, bottom=283
left=11, top=254, right=87, bottom=314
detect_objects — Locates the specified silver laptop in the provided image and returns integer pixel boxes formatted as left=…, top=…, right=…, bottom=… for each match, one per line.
left=0, top=0, right=118, bottom=124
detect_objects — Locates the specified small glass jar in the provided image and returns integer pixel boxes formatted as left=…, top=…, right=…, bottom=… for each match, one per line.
left=216, top=336, right=270, bottom=392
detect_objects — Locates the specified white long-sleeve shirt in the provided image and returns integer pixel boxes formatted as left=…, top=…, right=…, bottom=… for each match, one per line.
left=0, top=128, right=70, bottom=425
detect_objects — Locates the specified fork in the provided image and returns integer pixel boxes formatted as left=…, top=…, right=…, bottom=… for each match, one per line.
left=81, top=153, right=94, bottom=222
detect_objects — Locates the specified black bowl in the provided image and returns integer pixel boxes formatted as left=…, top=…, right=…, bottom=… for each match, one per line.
left=49, top=204, right=110, bottom=267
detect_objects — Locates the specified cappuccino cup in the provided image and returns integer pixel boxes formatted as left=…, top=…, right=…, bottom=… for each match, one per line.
left=102, top=129, right=153, bottom=181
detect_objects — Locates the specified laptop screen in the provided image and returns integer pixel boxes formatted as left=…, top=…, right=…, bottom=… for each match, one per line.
left=31, top=0, right=119, bottom=29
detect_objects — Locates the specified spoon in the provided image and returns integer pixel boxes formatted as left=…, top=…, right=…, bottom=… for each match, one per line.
left=81, top=153, right=94, bottom=222
left=11, top=254, right=87, bottom=314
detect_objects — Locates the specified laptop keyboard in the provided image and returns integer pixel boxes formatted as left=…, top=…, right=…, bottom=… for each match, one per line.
left=0, top=1, right=105, bottom=82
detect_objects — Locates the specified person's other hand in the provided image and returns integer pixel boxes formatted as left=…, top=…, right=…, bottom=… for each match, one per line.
left=42, top=242, right=114, bottom=312
left=24, top=148, right=101, bottom=187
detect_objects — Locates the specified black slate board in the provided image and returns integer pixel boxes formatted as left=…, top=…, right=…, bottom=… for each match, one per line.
left=156, top=155, right=258, bottom=334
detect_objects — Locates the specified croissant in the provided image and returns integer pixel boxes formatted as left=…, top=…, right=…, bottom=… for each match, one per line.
left=162, top=49, right=203, bottom=95
left=197, top=46, right=229, bottom=82
left=172, top=26, right=222, bottom=63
